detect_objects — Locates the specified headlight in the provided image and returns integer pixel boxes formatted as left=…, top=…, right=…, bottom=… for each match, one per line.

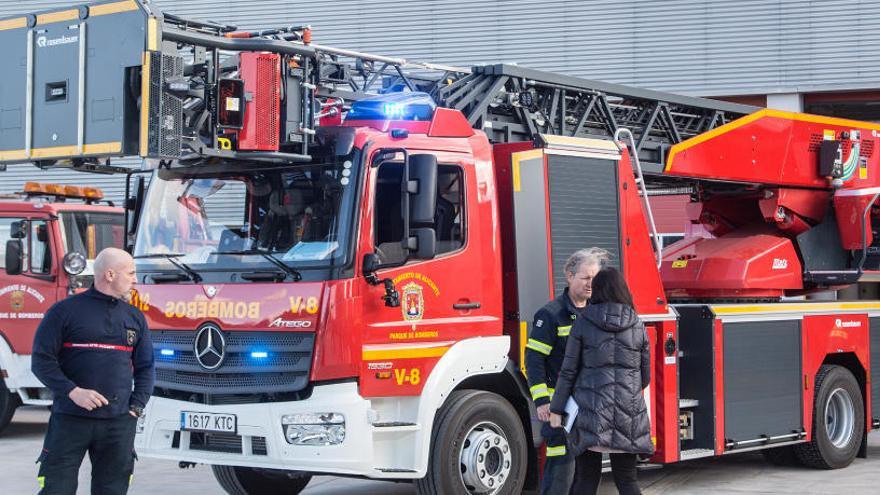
left=281, top=413, right=345, bottom=446
left=63, top=251, right=87, bottom=275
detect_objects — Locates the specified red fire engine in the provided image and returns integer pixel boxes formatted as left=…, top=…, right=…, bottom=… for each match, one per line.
left=0, top=182, right=123, bottom=434
left=1, top=1, right=879, bottom=493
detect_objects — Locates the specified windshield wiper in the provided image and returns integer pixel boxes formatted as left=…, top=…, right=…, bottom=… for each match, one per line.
left=133, top=253, right=202, bottom=283
left=212, top=249, right=302, bottom=281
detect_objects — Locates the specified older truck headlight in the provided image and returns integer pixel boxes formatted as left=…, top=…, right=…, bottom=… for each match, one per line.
left=281, top=413, right=345, bottom=445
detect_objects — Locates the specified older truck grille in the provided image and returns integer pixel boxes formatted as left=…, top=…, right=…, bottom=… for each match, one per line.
left=151, top=330, right=314, bottom=403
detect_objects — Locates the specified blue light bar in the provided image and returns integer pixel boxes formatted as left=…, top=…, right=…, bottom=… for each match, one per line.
left=160, top=349, right=175, bottom=357
left=347, top=92, right=436, bottom=122
left=251, top=351, right=269, bottom=359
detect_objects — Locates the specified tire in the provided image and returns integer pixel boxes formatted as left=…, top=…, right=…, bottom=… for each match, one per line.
left=761, top=445, right=800, bottom=466
left=211, top=465, right=311, bottom=495
left=794, top=365, right=864, bottom=469
left=0, top=377, right=21, bottom=435
left=415, top=390, right=528, bottom=495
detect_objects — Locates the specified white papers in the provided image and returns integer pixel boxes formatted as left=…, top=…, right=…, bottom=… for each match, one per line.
left=564, top=397, right=578, bottom=433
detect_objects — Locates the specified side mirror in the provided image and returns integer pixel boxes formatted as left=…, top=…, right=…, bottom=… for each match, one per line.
left=35, top=224, right=48, bottom=243
left=125, top=174, right=146, bottom=252
left=408, top=154, right=438, bottom=225
left=62, top=251, right=87, bottom=276
left=362, top=252, right=380, bottom=276
left=5, top=239, right=22, bottom=275
left=407, top=228, right=436, bottom=260
left=9, top=221, right=26, bottom=239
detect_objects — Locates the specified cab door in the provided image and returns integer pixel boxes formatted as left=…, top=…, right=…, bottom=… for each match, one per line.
left=358, top=147, right=501, bottom=396
left=0, top=215, right=57, bottom=355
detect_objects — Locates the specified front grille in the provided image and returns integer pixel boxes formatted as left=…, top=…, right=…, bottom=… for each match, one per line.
left=152, top=330, right=314, bottom=401
left=174, top=431, right=268, bottom=456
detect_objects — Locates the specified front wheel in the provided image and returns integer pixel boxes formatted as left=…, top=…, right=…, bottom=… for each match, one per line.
left=212, top=465, right=311, bottom=495
left=0, top=378, right=21, bottom=435
left=415, top=390, right=528, bottom=495
left=794, top=365, right=864, bottom=469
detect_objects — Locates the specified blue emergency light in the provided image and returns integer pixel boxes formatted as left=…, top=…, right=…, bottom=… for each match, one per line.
left=346, top=92, right=436, bottom=121
left=160, top=349, right=175, bottom=357
left=251, top=351, right=269, bottom=359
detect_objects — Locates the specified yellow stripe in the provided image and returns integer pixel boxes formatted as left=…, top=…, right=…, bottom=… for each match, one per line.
left=28, top=142, right=122, bottom=159
left=146, top=17, right=159, bottom=51
left=525, top=338, right=552, bottom=356
left=557, top=324, right=571, bottom=337
left=362, top=345, right=449, bottom=361
left=90, top=0, right=139, bottom=17
left=712, top=301, right=880, bottom=315
left=139, top=51, right=151, bottom=156
left=36, top=9, right=79, bottom=25
left=0, top=149, right=29, bottom=161
left=511, top=149, right=543, bottom=192
left=519, top=321, right=528, bottom=375
left=37, top=476, right=45, bottom=488
left=666, top=108, right=880, bottom=173
left=545, top=445, right=567, bottom=457
left=0, top=17, right=27, bottom=31
left=129, top=474, right=133, bottom=485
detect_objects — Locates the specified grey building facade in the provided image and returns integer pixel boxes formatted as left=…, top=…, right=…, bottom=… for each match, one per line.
left=1, top=0, right=878, bottom=202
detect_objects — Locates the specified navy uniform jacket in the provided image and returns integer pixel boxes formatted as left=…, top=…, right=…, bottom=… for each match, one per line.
left=32, top=287, right=154, bottom=418
left=525, top=288, right=581, bottom=407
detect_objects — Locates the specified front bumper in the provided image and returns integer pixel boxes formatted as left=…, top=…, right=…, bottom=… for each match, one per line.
left=135, top=381, right=400, bottom=478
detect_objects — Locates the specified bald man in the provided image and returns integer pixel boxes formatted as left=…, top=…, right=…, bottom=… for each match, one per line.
left=32, top=247, right=154, bottom=494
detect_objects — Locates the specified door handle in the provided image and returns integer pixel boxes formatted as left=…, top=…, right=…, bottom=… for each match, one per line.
left=453, top=302, right=481, bottom=310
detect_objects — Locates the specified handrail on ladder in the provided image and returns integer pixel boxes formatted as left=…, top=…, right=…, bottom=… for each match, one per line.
left=614, top=128, right=662, bottom=268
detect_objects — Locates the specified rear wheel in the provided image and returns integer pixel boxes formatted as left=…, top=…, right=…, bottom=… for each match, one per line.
left=0, top=378, right=21, bottom=435
left=211, top=465, right=312, bottom=495
left=794, top=365, right=864, bottom=469
left=415, top=390, right=528, bottom=495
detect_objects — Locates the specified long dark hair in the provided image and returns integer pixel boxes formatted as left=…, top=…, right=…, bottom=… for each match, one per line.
left=589, top=267, right=634, bottom=307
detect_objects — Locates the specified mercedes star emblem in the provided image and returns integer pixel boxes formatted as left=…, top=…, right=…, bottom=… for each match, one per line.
left=204, top=285, right=218, bottom=298
left=194, top=324, right=226, bottom=370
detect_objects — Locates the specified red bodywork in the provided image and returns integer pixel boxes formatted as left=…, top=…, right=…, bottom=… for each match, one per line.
left=0, top=201, right=122, bottom=355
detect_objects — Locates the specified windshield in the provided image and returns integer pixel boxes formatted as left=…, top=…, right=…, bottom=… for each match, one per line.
left=59, top=211, right=125, bottom=260
left=133, top=151, right=361, bottom=281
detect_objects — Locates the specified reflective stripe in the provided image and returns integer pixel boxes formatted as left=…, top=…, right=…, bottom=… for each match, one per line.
left=548, top=387, right=555, bottom=399
left=545, top=445, right=567, bottom=457
left=530, top=383, right=550, bottom=400
left=557, top=325, right=571, bottom=337
left=525, top=339, right=552, bottom=355
left=63, top=342, right=133, bottom=352
left=37, top=476, right=45, bottom=488
left=129, top=475, right=134, bottom=485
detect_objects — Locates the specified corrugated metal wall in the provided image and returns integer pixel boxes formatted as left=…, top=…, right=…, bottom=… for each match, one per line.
left=1, top=0, right=879, bottom=202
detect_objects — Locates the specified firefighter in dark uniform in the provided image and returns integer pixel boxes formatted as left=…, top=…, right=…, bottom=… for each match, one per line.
left=32, top=248, right=154, bottom=495
left=526, top=248, right=608, bottom=494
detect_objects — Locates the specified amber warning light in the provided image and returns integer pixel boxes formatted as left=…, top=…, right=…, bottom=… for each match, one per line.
left=23, top=182, right=104, bottom=201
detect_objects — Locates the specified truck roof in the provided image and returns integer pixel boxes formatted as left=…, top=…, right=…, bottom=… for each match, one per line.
left=0, top=199, right=121, bottom=215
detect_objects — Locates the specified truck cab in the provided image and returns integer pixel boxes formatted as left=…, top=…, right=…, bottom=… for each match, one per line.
left=0, top=182, right=123, bottom=434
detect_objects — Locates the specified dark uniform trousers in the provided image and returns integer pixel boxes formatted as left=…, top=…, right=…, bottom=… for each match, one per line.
left=37, top=413, right=137, bottom=495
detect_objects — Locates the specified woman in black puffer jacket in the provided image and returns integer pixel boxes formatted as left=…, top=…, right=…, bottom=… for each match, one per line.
left=549, top=267, right=652, bottom=495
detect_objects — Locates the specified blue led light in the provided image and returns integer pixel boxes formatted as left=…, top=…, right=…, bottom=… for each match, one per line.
left=347, top=92, right=436, bottom=122
left=251, top=351, right=269, bottom=359
left=160, top=349, right=175, bottom=357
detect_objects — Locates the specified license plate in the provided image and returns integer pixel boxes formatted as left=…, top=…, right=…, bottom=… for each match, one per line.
left=181, top=411, right=237, bottom=434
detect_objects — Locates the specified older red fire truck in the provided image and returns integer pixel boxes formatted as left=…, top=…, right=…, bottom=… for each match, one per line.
left=1, top=1, right=880, bottom=493
left=0, top=182, right=123, bottom=434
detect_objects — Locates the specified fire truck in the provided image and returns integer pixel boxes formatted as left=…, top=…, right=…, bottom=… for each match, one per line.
left=0, top=182, right=123, bottom=434
left=2, top=1, right=880, bottom=493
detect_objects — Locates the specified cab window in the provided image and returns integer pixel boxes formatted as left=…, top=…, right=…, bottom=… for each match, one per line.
left=373, top=163, right=465, bottom=264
